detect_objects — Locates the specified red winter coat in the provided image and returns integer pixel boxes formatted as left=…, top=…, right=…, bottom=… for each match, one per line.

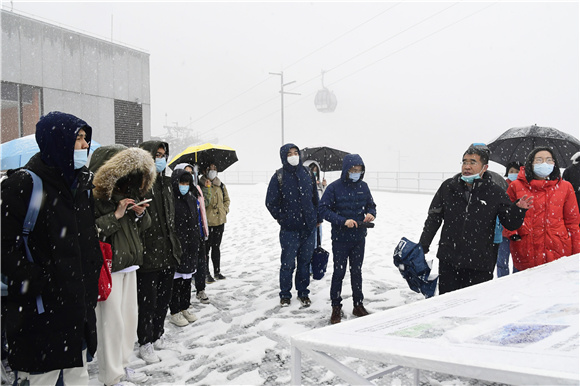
left=506, top=168, right=580, bottom=271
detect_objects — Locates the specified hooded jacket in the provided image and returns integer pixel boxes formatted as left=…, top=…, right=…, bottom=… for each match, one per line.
left=303, top=159, right=325, bottom=197
left=506, top=167, right=580, bottom=270
left=563, top=151, right=580, bottom=210
left=265, top=143, right=320, bottom=231
left=419, top=171, right=527, bottom=272
left=174, top=163, right=210, bottom=238
left=89, top=145, right=155, bottom=272
left=1, top=111, right=102, bottom=372
left=138, top=141, right=182, bottom=271
left=171, top=168, right=202, bottom=274
left=319, top=154, right=376, bottom=242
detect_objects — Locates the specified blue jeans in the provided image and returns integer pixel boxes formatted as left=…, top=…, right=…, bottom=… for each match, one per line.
left=279, top=228, right=315, bottom=299
left=331, top=240, right=366, bottom=307
left=496, top=237, right=511, bottom=277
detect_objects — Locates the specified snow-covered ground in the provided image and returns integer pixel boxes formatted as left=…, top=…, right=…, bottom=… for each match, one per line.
left=85, top=183, right=515, bottom=385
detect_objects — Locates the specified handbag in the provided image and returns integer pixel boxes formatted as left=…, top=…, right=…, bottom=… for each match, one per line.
left=311, top=229, right=329, bottom=280
left=98, top=241, right=113, bottom=301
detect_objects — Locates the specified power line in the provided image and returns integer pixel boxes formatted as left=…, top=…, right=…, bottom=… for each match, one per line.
left=219, top=2, right=498, bottom=141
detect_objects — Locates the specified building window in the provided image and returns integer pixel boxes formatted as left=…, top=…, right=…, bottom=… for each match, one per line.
left=1, top=82, right=43, bottom=143
left=114, top=99, right=143, bottom=147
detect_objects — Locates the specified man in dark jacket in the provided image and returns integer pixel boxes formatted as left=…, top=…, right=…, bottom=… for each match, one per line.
left=266, top=144, right=320, bottom=308
left=1, top=111, right=102, bottom=384
left=137, top=140, right=182, bottom=364
left=563, top=152, right=580, bottom=212
left=319, top=154, right=376, bottom=324
left=419, top=144, right=532, bottom=295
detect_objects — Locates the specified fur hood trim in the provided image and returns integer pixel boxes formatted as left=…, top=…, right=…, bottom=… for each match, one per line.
left=93, top=147, right=156, bottom=200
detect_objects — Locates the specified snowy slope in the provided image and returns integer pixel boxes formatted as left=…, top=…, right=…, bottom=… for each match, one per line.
left=84, top=183, right=568, bottom=385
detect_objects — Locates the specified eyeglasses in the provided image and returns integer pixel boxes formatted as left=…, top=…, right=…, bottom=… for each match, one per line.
left=461, top=160, right=480, bottom=166
left=533, top=157, right=555, bottom=164
left=155, top=152, right=167, bottom=159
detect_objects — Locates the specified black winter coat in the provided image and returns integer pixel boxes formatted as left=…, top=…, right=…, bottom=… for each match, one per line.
left=563, top=162, right=580, bottom=210
left=419, top=172, right=527, bottom=272
left=1, top=155, right=101, bottom=372
left=172, top=169, right=202, bottom=274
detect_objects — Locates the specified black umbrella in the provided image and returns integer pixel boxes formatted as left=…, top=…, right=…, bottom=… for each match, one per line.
left=301, top=146, right=350, bottom=172
left=487, top=125, right=580, bottom=168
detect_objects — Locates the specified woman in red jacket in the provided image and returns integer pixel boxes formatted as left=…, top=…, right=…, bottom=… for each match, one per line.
left=507, top=147, right=580, bottom=271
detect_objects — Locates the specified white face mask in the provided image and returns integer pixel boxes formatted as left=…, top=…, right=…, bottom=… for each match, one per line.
left=208, top=170, right=218, bottom=180
left=287, top=155, right=300, bottom=166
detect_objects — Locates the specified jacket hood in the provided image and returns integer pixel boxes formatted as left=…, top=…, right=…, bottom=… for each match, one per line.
left=139, top=140, right=170, bottom=160
left=571, top=151, right=580, bottom=165
left=303, top=159, right=322, bottom=173
left=171, top=168, right=197, bottom=196
left=35, top=111, right=92, bottom=185
left=91, top=146, right=157, bottom=200
left=173, top=162, right=198, bottom=186
left=88, top=144, right=127, bottom=174
left=341, top=154, right=365, bottom=182
left=280, top=143, right=300, bottom=170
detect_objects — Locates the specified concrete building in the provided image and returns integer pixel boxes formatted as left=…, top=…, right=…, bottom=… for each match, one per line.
left=1, top=10, right=151, bottom=146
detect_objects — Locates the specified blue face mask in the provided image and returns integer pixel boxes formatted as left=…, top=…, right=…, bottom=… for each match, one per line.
left=507, top=173, right=518, bottom=181
left=533, top=163, right=554, bottom=178
left=179, top=185, right=190, bottom=195
left=73, top=149, right=88, bottom=169
left=460, top=173, right=481, bottom=184
left=155, top=157, right=167, bottom=173
left=349, top=172, right=361, bottom=182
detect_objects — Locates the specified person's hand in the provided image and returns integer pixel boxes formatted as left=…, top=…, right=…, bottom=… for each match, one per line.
left=322, top=179, right=327, bottom=187
left=205, top=179, right=211, bottom=188
left=317, top=222, right=322, bottom=227
left=363, top=213, right=375, bottom=223
left=516, top=195, right=533, bottom=209
left=114, top=198, right=134, bottom=219
left=129, top=201, right=149, bottom=216
left=345, top=219, right=358, bottom=228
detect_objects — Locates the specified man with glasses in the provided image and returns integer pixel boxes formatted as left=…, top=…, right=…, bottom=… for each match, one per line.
left=319, top=154, right=376, bottom=324
left=419, top=144, right=533, bottom=294
left=136, top=141, right=182, bottom=363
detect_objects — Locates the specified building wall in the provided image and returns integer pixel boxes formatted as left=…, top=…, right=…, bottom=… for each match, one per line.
left=1, top=10, right=151, bottom=145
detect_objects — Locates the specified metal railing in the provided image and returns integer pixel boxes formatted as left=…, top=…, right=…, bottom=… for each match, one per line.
left=218, top=171, right=457, bottom=194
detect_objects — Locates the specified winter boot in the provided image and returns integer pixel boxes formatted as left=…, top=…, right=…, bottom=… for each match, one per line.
left=330, top=305, right=342, bottom=324
left=353, top=304, right=369, bottom=317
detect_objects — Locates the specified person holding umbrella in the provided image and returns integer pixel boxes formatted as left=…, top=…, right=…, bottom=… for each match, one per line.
left=200, top=163, right=230, bottom=282
left=506, top=147, right=580, bottom=271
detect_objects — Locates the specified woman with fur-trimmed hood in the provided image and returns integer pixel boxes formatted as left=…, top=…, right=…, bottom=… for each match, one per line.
left=89, top=145, right=156, bottom=386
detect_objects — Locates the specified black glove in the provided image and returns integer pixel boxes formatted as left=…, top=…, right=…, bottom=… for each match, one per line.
left=510, top=234, right=522, bottom=241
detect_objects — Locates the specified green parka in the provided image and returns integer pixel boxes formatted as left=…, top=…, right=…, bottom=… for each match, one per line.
left=89, top=145, right=156, bottom=272
left=139, top=141, right=182, bottom=271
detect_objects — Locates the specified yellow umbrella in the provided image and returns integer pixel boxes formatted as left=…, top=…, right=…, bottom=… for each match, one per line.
left=168, top=143, right=238, bottom=171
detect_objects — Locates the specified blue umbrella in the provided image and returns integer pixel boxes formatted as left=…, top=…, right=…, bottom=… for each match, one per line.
left=0, top=134, right=102, bottom=170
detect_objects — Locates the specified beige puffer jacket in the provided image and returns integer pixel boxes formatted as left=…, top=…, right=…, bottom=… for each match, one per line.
left=200, top=175, right=230, bottom=226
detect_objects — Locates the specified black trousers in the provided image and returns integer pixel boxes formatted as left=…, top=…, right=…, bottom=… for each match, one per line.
left=438, top=261, right=493, bottom=295
left=194, top=240, right=207, bottom=291
left=137, top=267, right=175, bottom=345
left=207, top=224, right=225, bottom=275
left=169, top=278, right=192, bottom=315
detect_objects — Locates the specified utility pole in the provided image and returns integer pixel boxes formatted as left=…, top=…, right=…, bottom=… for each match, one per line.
left=269, top=71, right=300, bottom=146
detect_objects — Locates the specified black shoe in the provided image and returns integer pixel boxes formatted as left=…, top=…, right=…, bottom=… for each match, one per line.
left=215, top=273, right=226, bottom=280
left=298, top=297, right=311, bottom=308
left=206, top=274, right=215, bottom=283
left=331, top=305, right=342, bottom=324
left=280, top=298, right=291, bottom=307
left=353, top=304, right=369, bottom=317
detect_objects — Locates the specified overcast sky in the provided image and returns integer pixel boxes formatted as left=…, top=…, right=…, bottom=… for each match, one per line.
left=6, top=1, right=579, bottom=174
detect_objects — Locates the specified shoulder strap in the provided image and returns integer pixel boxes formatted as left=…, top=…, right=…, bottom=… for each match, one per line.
left=22, top=170, right=43, bottom=236
left=220, top=182, right=226, bottom=196
left=21, top=169, right=45, bottom=314
left=276, top=168, right=283, bottom=186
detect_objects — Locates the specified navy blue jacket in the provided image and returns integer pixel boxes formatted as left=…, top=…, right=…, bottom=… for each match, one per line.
left=319, top=154, right=377, bottom=242
left=265, top=143, right=320, bottom=231
left=172, top=168, right=201, bottom=274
